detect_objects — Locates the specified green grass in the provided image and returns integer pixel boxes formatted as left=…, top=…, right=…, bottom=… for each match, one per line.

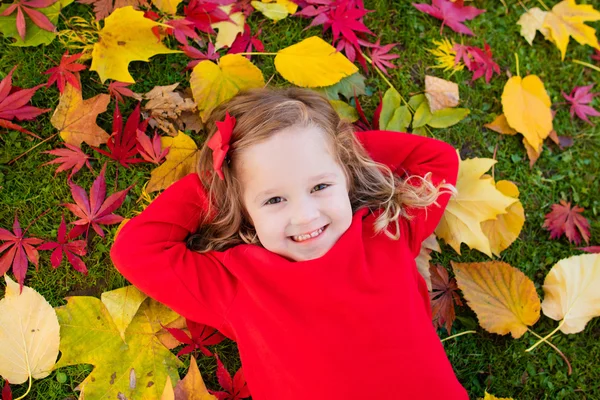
left=1, top=0, right=600, bottom=398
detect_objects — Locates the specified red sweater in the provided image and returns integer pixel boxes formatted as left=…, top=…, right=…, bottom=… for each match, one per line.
left=110, top=130, right=467, bottom=399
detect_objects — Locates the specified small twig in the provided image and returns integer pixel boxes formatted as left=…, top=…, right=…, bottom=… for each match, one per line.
left=515, top=53, right=521, bottom=77
left=8, top=133, right=58, bottom=165
left=527, top=328, right=572, bottom=375
left=264, top=74, right=276, bottom=88
left=573, top=59, right=600, bottom=73
left=440, top=330, right=477, bottom=342
left=23, top=208, right=52, bottom=236
left=537, top=0, right=550, bottom=11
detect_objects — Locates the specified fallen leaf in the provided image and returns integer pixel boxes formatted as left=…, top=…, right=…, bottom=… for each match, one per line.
left=317, top=72, right=366, bottom=101
left=561, top=84, right=600, bottom=125
left=414, top=234, right=440, bottom=291
left=330, top=99, right=358, bottom=122
left=429, top=263, right=463, bottom=335
left=162, top=319, right=225, bottom=357
left=482, top=392, right=514, bottom=400
left=484, top=114, right=517, bottom=135
left=543, top=200, right=590, bottom=245
left=435, top=156, right=517, bottom=257
left=107, top=81, right=142, bottom=104
left=146, top=131, right=199, bottom=193
left=0, top=215, right=43, bottom=292
left=541, top=253, right=600, bottom=333
left=428, top=38, right=464, bottom=72
left=54, top=296, right=182, bottom=399
left=0, top=275, right=60, bottom=384
left=274, top=36, right=358, bottom=88
left=368, top=39, right=399, bottom=77
left=228, top=23, right=265, bottom=61
left=137, top=131, right=170, bottom=164
left=0, top=0, right=57, bottom=41
left=43, top=51, right=86, bottom=93
left=77, top=0, right=149, bottom=21
left=453, top=43, right=500, bottom=84
left=2, top=380, right=11, bottom=400
left=152, top=0, right=182, bottom=14
left=452, top=261, right=541, bottom=338
left=0, top=0, right=71, bottom=46
left=425, top=75, right=459, bottom=112
left=209, top=353, right=251, bottom=400
left=161, top=375, right=174, bottom=400
left=190, top=54, right=264, bottom=122
left=38, top=215, right=87, bottom=274
left=142, top=83, right=201, bottom=136
left=517, top=7, right=550, bottom=45
left=481, top=180, right=525, bottom=257
left=90, top=6, right=179, bottom=83
left=50, top=81, right=110, bottom=147
left=42, top=143, right=93, bottom=178
left=579, top=246, right=600, bottom=253
left=412, top=0, right=485, bottom=36
left=100, top=285, right=147, bottom=341
left=173, top=357, right=217, bottom=400
left=252, top=1, right=289, bottom=21
left=427, top=107, right=470, bottom=128
left=211, top=4, right=245, bottom=50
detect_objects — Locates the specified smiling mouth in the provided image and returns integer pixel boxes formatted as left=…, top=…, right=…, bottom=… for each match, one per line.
left=289, top=224, right=329, bottom=243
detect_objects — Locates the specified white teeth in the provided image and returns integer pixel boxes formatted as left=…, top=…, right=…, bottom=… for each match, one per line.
left=292, top=226, right=324, bottom=242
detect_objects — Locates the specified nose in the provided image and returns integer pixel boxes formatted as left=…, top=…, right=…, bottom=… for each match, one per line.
left=289, top=196, right=320, bottom=228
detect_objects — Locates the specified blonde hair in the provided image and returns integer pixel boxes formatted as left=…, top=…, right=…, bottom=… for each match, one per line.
left=187, top=87, right=455, bottom=253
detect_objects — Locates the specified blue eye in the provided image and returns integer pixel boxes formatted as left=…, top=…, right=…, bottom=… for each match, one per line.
left=263, top=184, right=329, bottom=206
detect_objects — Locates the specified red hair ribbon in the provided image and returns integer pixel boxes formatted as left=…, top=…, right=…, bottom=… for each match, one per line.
left=207, top=111, right=236, bottom=181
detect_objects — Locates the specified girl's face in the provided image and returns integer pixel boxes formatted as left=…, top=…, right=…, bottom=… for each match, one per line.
left=239, top=124, right=353, bottom=262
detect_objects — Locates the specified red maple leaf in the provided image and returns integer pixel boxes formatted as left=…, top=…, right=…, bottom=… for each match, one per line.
left=38, top=215, right=87, bottom=274
left=354, top=90, right=382, bottom=131
left=367, top=39, right=399, bottom=76
left=0, top=0, right=57, bottom=41
left=136, top=131, right=169, bottom=164
left=561, top=84, right=600, bottom=125
left=182, top=42, right=220, bottom=70
left=91, top=103, right=147, bottom=168
left=107, top=81, right=141, bottom=104
left=209, top=353, right=251, bottom=400
left=230, top=0, right=254, bottom=17
left=64, top=163, right=132, bottom=239
left=579, top=246, right=600, bottom=253
left=228, top=23, right=265, bottom=60
left=412, top=0, right=485, bottom=36
left=162, top=319, right=226, bottom=357
left=543, top=200, right=591, bottom=245
left=77, top=0, right=149, bottom=21
left=0, top=66, right=50, bottom=139
left=0, top=215, right=44, bottom=292
left=166, top=18, right=200, bottom=45
left=43, top=51, right=86, bottom=94
left=429, top=264, right=463, bottom=335
left=2, top=380, right=11, bottom=400
left=184, top=0, right=231, bottom=34
left=335, top=37, right=368, bottom=71
left=454, top=43, right=500, bottom=84
left=41, top=143, right=93, bottom=178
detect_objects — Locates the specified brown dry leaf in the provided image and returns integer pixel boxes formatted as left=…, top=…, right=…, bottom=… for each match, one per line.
left=429, top=264, right=463, bottom=335
left=484, top=114, right=517, bottom=135
left=51, top=82, right=110, bottom=147
left=173, top=356, right=217, bottom=400
left=452, top=261, right=541, bottom=338
left=142, top=83, right=202, bottom=136
left=414, top=234, right=440, bottom=291
left=425, top=75, right=459, bottom=113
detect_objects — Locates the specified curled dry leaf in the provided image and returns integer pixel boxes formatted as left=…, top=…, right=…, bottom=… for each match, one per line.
left=425, top=75, right=459, bottom=113
left=429, top=263, right=463, bottom=335
left=142, top=83, right=202, bottom=136
left=0, top=275, right=60, bottom=384
left=452, top=261, right=541, bottom=339
left=414, top=233, right=440, bottom=291
left=542, top=253, right=600, bottom=334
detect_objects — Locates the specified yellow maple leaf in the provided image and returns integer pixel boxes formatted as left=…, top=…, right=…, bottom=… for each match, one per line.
left=452, top=261, right=541, bottom=339
left=481, top=180, right=525, bottom=257
left=484, top=114, right=518, bottom=135
left=100, top=286, right=147, bottom=341
left=541, top=253, right=600, bottom=334
left=152, top=0, right=182, bottom=14
left=90, top=6, right=179, bottom=83
left=274, top=36, right=358, bottom=87
left=435, top=156, right=517, bottom=257
left=501, top=75, right=553, bottom=153
left=211, top=5, right=245, bottom=50
left=543, top=0, right=600, bottom=60
left=517, top=7, right=550, bottom=45
left=146, top=131, right=199, bottom=193
left=190, top=54, right=264, bottom=122
left=51, top=82, right=110, bottom=147
left=172, top=357, right=217, bottom=399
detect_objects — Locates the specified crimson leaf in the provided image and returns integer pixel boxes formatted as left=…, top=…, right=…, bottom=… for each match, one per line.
left=44, top=51, right=87, bottom=94
left=412, top=0, right=485, bottom=36
left=162, top=319, right=225, bottom=357
left=209, top=353, right=251, bottom=400
left=38, top=215, right=87, bottom=274
left=42, top=143, right=93, bottom=178
left=543, top=200, right=591, bottom=245
left=561, top=84, right=600, bottom=125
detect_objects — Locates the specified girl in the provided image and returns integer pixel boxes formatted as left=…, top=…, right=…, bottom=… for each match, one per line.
left=110, top=87, right=468, bottom=399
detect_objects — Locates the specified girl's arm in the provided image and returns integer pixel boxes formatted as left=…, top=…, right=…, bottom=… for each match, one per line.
left=110, top=173, right=238, bottom=330
left=355, top=130, right=459, bottom=256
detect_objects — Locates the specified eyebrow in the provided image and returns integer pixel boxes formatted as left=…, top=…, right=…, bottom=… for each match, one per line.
left=254, top=172, right=337, bottom=203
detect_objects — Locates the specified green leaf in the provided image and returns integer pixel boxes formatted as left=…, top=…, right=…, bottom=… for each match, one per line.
left=330, top=99, right=358, bottom=123
left=408, top=94, right=426, bottom=111
left=427, top=108, right=470, bottom=128
left=0, top=0, right=73, bottom=47
left=317, top=72, right=366, bottom=100
left=412, top=127, right=428, bottom=136
left=379, top=88, right=401, bottom=130
left=387, top=105, right=412, bottom=132
left=412, top=100, right=432, bottom=128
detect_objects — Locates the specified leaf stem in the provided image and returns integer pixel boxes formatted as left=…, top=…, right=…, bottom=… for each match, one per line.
left=525, top=319, right=565, bottom=352
left=23, top=208, right=52, bottom=236
left=8, top=133, right=58, bottom=165
left=440, top=330, right=477, bottom=342
left=537, top=0, right=550, bottom=11
left=572, top=59, right=600, bottom=72
left=237, top=52, right=279, bottom=56
left=526, top=328, right=572, bottom=375
left=14, top=374, right=31, bottom=400
left=515, top=53, right=520, bottom=77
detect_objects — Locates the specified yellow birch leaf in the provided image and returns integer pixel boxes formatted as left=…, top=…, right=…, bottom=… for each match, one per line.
left=481, top=180, right=525, bottom=257
left=517, top=7, right=550, bottom=45
left=161, top=375, right=175, bottom=400
left=543, top=0, right=600, bottom=60
left=501, top=75, right=553, bottom=152
left=424, top=75, right=459, bottom=112
left=484, top=114, right=518, bottom=135
left=51, top=82, right=110, bottom=147
left=90, top=6, right=179, bottom=83
left=152, top=0, right=182, bottom=14
left=147, top=131, right=199, bottom=193
left=190, top=54, right=264, bottom=122
left=211, top=5, right=245, bottom=50
left=100, top=286, right=148, bottom=341
left=0, top=275, right=60, bottom=384
left=523, top=137, right=543, bottom=166
left=541, top=253, right=600, bottom=334
left=435, top=157, right=517, bottom=257
left=274, top=36, right=358, bottom=87
left=173, top=357, right=217, bottom=399
left=252, top=1, right=289, bottom=21
left=54, top=297, right=182, bottom=400
left=452, top=261, right=541, bottom=339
